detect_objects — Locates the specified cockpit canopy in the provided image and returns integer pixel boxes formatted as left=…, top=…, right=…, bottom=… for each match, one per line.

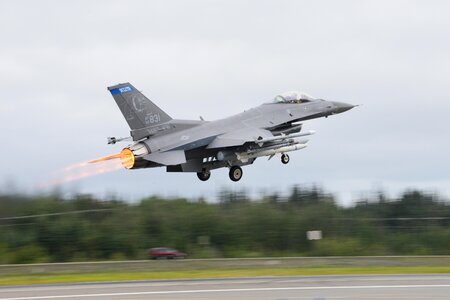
left=273, top=91, right=315, bottom=103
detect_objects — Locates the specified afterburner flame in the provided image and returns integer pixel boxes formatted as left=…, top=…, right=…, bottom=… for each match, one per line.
left=88, top=153, right=121, bottom=164
left=40, top=147, right=141, bottom=188
left=39, top=154, right=123, bottom=188
left=120, top=148, right=135, bottom=169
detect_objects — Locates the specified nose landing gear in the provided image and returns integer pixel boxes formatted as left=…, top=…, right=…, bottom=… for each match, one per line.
left=281, top=154, right=290, bottom=164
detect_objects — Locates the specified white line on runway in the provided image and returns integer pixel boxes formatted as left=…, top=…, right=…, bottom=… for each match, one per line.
left=1, top=284, right=450, bottom=300
left=2, top=275, right=449, bottom=293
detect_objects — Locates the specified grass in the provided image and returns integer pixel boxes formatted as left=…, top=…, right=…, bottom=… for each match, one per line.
left=1, top=266, right=449, bottom=286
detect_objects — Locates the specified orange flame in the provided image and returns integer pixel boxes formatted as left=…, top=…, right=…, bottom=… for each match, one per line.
left=88, top=153, right=121, bottom=164
left=39, top=153, right=123, bottom=188
left=120, top=148, right=135, bottom=169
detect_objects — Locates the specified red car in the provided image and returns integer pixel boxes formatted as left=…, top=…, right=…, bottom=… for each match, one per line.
left=148, top=247, right=187, bottom=259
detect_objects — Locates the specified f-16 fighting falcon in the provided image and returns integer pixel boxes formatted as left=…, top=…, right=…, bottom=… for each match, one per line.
left=90, top=83, right=355, bottom=182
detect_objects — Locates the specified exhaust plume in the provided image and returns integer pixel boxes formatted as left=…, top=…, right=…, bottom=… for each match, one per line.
left=40, top=154, right=123, bottom=188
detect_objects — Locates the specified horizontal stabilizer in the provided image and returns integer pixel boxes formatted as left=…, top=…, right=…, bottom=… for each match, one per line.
left=143, top=150, right=186, bottom=166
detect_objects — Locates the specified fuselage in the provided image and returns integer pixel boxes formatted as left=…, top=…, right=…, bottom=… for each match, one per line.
left=142, top=99, right=341, bottom=156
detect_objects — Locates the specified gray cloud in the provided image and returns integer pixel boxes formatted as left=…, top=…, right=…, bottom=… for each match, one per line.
left=1, top=0, right=449, bottom=204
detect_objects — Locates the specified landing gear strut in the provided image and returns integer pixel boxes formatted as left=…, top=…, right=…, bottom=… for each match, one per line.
left=229, top=166, right=243, bottom=182
left=281, top=154, right=290, bottom=164
left=197, top=170, right=211, bottom=181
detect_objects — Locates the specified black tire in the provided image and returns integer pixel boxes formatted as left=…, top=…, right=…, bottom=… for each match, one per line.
left=197, top=170, right=211, bottom=181
left=281, top=154, right=290, bottom=164
left=229, top=166, right=243, bottom=182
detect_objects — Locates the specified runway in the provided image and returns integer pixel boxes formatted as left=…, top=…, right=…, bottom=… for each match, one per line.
left=1, top=275, right=449, bottom=299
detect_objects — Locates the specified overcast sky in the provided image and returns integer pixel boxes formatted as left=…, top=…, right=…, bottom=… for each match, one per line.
left=1, top=0, right=449, bottom=204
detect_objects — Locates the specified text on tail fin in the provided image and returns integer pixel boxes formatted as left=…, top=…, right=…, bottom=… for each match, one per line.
left=108, top=83, right=172, bottom=132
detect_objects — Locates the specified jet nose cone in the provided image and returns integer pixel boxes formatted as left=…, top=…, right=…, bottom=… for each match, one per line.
left=331, top=101, right=356, bottom=114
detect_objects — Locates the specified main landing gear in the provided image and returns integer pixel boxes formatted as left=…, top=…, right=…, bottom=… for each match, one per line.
left=229, top=166, right=243, bottom=182
left=281, top=154, right=290, bottom=164
left=197, top=170, right=211, bottom=181
left=196, top=166, right=244, bottom=182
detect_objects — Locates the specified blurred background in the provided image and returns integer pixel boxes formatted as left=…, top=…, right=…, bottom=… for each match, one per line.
left=1, top=187, right=449, bottom=263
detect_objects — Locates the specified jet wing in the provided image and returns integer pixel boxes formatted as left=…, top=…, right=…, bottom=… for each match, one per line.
left=207, top=128, right=273, bottom=149
left=143, top=150, right=186, bottom=165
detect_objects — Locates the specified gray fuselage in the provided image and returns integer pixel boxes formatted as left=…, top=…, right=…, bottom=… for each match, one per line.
left=142, top=99, right=343, bottom=161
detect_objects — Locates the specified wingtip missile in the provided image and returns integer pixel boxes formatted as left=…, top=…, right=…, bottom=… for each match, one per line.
left=107, top=136, right=131, bottom=145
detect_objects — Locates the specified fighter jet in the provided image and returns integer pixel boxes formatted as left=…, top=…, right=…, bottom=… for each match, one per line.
left=90, top=83, right=355, bottom=182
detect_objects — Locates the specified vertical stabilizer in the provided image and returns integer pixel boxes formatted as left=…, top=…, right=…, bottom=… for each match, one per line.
left=108, top=83, right=172, bottom=130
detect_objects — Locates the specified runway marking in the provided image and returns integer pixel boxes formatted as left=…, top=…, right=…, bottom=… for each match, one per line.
left=1, top=284, right=450, bottom=299
left=2, top=275, right=448, bottom=293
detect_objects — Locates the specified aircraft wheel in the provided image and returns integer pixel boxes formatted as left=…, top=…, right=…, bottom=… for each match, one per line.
left=229, top=166, right=243, bottom=182
left=197, top=170, right=211, bottom=181
left=281, top=154, right=290, bottom=164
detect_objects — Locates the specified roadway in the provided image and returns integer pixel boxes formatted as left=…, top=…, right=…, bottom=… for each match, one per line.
left=0, top=274, right=449, bottom=299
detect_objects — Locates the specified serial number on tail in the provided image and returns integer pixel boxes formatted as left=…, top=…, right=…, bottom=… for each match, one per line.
left=145, top=113, right=161, bottom=124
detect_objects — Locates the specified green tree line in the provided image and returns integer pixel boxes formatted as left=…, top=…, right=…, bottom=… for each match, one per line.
left=0, top=187, right=449, bottom=263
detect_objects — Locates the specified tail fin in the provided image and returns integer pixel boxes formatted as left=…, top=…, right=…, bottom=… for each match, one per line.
left=108, top=83, right=172, bottom=131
